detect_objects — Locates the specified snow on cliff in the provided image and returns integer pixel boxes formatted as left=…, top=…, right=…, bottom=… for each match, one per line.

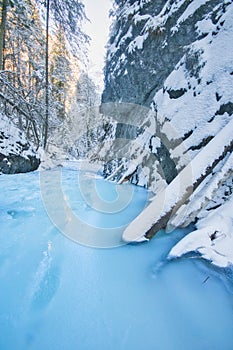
left=154, top=0, right=233, bottom=170
left=151, top=0, right=233, bottom=267
left=103, top=0, right=233, bottom=268
left=123, top=118, right=233, bottom=243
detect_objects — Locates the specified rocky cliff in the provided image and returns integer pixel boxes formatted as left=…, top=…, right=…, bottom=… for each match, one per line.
left=103, top=0, right=232, bottom=106
left=101, top=0, right=233, bottom=190
left=100, top=0, right=233, bottom=265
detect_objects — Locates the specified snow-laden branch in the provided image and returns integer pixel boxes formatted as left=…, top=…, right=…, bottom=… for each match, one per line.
left=0, top=92, right=34, bottom=122
left=123, top=118, right=233, bottom=243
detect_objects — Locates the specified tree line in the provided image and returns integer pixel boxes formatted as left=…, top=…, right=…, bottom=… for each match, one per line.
left=0, top=0, right=90, bottom=149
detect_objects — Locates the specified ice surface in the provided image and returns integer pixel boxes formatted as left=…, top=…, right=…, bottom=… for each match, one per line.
left=0, top=170, right=233, bottom=350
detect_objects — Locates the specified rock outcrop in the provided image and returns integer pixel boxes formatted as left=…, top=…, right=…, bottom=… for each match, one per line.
left=0, top=115, right=40, bottom=174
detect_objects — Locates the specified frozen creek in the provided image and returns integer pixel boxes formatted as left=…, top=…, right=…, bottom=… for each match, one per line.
left=0, top=168, right=233, bottom=350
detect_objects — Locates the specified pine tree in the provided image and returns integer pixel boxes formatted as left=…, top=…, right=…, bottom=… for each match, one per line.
left=50, top=0, right=89, bottom=58
left=0, top=0, right=7, bottom=70
left=50, top=26, right=71, bottom=119
left=42, top=0, right=90, bottom=148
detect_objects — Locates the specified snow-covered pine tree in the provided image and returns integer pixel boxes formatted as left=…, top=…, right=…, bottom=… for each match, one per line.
left=42, top=0, right=90, bottom=148
left=0, top=0, right=46, bottom=147
left=0, top=0, right=90, bottom=153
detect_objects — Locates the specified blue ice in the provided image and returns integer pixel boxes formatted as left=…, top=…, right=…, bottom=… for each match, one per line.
left=0, top=169, right=233, bottom=350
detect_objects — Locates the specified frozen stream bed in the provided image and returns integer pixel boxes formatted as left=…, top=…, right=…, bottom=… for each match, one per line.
left=0, top=168, right=233, bottom=350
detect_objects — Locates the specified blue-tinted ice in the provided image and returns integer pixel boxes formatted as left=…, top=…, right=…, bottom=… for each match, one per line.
left=0, top=169, right=232, bottom=350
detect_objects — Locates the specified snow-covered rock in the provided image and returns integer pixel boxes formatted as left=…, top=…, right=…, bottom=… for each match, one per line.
left=0, top=114, right=40, bottom=174
left=168, top=197, right=233, bottom=268
left=102, top=0, right=233, bottom=189
left=101, top=0, right=233, bottom=267
left=123, top=118, right=233, bottom=243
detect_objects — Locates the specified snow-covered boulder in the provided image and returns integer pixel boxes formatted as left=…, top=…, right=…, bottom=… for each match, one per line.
left=168, top=196, right=233, bottom=268
left=0, top=115, right=40, bottom=174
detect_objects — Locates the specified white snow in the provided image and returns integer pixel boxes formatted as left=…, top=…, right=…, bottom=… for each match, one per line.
left=153, top=1, right=233, bottom=170
left=196, top=16, right=215, bottom=36
left=133, top=13, right=151, bottom=25
left=0, top=114, right=38, bottom=158
left=167, top=152, right=233, bottom=230
left=106, top=0, right=233, bottom=268
left=143, top=0, right=187, bottom=34
left=168, top=197, right=233, bottom=267
left=171, top=0, right=211, bottom=33
left=123, top=117, right=233, bottom=243
left=108, top=26, right=132, bottom=59
left=128, top=34, right=147, bottom=53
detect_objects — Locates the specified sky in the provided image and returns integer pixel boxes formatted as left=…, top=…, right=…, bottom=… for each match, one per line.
left=82, top=0, right=112, bottom=90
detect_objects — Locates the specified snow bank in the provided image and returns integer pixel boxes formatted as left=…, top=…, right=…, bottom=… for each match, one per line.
left=168, top=197, right=233, bottom=268
left=0, top=114, right=40, bottom=174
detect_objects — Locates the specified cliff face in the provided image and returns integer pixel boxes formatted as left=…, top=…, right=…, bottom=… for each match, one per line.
left=103, top=0, right=230, bottom=106
left=101, top=0, right=233, bottom=265
left=101, top=0, right=233, bottom=192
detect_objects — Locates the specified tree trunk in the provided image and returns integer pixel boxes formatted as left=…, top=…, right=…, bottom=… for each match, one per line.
left=0, top=0, right=7, bottom=70
left=44, top=0, right=50, bottom=149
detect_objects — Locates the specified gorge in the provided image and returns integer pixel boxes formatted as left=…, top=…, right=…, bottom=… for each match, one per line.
left=1, top=1, right=233, bottom=349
